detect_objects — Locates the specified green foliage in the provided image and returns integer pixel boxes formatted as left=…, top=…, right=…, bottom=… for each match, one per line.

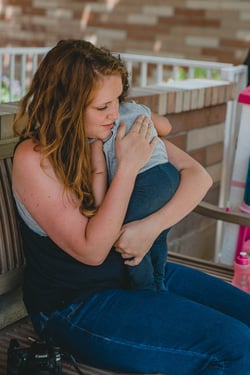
left=1, top=75, right=21, bottom=103
left=177, top=67, right=221, bottom=80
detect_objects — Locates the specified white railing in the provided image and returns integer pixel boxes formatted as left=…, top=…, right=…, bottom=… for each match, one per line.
left=0, top=46, right=246, bottom=102
left=0, top=47, right=49, bottom=102
left=120, top=53, right=233, bottom=86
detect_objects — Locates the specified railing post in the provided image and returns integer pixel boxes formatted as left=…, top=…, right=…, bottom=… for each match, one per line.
left=214, top=65, right=248, bottom=262
left=20, top=55, right=26, bottom=98
left=219, top=85, right=250, bottom=264
left=9, top=55, right=15, bottom=102
left=217, top=65, right=247, bottom=208
left=0, top=55, right=2, bottom=103
left=140, top=62, right=148, bottom=86
left=156, top=64, right=163, bottom=85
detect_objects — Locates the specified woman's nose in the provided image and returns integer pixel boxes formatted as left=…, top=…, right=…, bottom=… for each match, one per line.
left=108, top=105, right=119, bottom=121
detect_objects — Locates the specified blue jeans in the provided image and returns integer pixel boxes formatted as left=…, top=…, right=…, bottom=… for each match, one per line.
left=31, top=262, right=250, bottom=375
left=124, top=162, right=180, bottom=291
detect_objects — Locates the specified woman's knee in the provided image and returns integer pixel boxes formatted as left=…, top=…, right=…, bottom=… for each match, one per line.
left=209, top=322, right=250, bottom=374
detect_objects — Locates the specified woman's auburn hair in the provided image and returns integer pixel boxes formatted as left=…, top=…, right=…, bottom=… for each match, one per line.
left=13, top=39, right=129, bottom=217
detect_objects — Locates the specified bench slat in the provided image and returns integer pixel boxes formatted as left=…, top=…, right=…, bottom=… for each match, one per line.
left=0, top=157, right=24, bottom=294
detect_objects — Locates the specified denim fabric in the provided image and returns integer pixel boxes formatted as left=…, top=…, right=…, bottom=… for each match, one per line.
left=31, top=262, right=250, bottom=375
left=124, top=162, right=180, bottom=291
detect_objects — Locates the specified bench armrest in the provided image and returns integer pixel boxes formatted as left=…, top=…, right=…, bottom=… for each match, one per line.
left=194, top=201, right=250, bottom=227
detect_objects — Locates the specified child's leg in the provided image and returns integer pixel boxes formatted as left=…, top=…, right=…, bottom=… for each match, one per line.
left=124, top=170, right=159, bottom=290
left=124, top=163, right=180, bottom=291
left=127, top=254, right=156, bottom=290
left=151, top=229, right=169, bottom=291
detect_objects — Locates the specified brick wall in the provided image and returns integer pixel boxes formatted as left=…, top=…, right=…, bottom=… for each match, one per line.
left=1, top=0, right=249, bottom=65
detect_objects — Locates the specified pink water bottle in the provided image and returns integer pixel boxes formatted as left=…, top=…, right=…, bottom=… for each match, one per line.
left=232, top=251, right=250, bottom=293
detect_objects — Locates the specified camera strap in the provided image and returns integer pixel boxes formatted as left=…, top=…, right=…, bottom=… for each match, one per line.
left=66, top=353, right=87, bottom=375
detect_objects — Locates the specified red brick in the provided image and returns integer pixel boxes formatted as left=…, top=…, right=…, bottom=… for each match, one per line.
left=158, top=16, right=220, bottom=28
left=220, top=39, right=250, bottom=49
left=167, top=133, right=187, bottom=151
left=174, top=8, right=205, bottom=17
left=166, top=104, right=227, bottom=133
left=201, top=48, right=235, bottom=63
left=206, top=143, right=223, bottom=166
left=189, top=148, right=206, bottom=166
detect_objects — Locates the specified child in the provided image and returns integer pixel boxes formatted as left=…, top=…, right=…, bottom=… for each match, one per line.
left=103, top=100, right=180, bottom=291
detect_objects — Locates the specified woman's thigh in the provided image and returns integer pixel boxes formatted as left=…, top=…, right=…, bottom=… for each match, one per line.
left=165, top=262, right=250, bottom=326
left=32, top=265, right=250, bottom=375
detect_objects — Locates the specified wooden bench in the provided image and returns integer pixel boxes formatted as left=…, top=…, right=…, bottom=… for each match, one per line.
left=1, top=134, right=250, bottom=374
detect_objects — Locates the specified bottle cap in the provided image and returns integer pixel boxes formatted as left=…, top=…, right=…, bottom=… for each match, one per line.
left=236, top=251, right=249, bottom=265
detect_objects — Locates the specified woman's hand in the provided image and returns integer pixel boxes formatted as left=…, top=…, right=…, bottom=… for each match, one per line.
left=114, top=219, right=158, bottom=266
left=115, top=115, right=157, bottom=173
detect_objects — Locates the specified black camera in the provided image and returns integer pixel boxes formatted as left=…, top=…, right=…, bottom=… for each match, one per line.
left=7, top=338, right=62, bottom=375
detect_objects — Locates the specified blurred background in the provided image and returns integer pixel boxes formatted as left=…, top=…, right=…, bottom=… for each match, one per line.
left=1, top=0, right=249, bottom=65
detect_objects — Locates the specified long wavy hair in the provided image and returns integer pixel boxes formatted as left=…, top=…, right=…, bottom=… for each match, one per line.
left=13, top=39, right=129, bottom=217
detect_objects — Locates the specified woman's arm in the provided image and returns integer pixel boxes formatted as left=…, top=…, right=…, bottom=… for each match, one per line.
left=150, top=138, right=213, bottom=229
left=12, top=118, right=157, bottom=266
left=115, top=138, right=213, bottom=265
left=90, top=139, right=107, bottom=207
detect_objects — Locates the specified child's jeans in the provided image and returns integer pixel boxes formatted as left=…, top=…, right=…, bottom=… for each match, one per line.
left=124, top=162, right=180, bottom=290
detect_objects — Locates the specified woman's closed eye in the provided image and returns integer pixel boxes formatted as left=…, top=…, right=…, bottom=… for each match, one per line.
left=96, top=105, right=108, bottom=111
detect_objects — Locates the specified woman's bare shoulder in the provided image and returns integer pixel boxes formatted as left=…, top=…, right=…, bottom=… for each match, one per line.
left=14, top=139, right=40, bottom=163
left=12, top=139, right=55, bottom=195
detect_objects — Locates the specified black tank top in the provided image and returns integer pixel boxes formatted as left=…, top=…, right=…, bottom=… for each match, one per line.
left=19, top=218, right=127, bottom=314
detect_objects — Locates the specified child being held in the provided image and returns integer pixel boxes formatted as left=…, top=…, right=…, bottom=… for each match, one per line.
left=103, top=100, right=180, bottom=291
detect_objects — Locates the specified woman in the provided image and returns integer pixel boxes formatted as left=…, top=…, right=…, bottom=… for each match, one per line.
left=12, top=40, right=250, bottom=375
